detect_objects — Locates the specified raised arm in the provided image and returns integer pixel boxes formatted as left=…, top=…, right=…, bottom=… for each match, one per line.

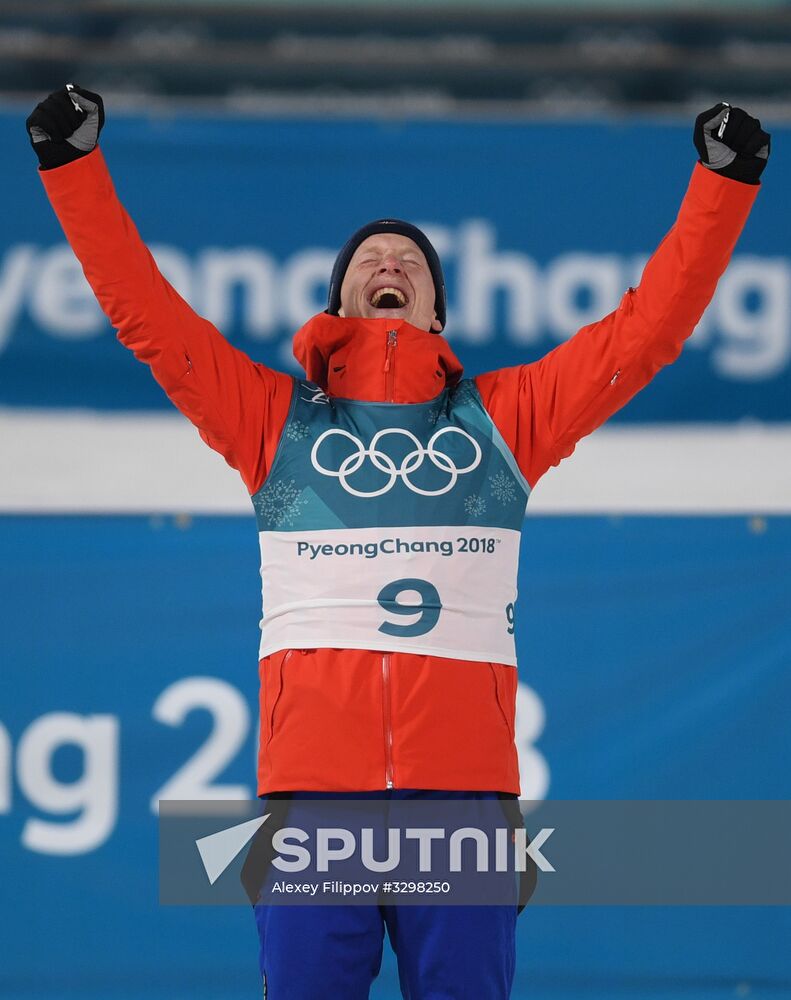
left=27, top=86, right=292, bottom=494
left=477, top=104, right=768, bottom=489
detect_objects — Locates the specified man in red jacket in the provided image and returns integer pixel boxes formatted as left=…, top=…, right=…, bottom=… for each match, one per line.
left=27, top=87, right=768, bottom=998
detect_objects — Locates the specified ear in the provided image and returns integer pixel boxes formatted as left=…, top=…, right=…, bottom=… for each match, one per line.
left=430, top=314, right=443, bottom=333
left=337, top=306, right=346, bottom=317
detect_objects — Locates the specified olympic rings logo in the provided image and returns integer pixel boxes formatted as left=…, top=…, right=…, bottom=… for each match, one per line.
left=310, top=426, right=482, bottom=498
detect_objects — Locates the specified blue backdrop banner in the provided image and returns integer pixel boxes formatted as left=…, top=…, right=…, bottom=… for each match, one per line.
left=3, top=111, right=789, bottom=420
left=1, top=514, right=790, bottom=997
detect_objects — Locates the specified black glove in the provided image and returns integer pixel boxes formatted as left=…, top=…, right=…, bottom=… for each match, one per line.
left=694, top=103, right=770, bottom=185
left=26, top=84, right=104, bottom=170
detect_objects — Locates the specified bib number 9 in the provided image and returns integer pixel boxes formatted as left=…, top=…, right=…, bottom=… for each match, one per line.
left=377, top=578, right=442, bottom=638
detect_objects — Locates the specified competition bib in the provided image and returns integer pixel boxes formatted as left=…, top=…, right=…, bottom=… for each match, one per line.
left=252, top=379, right=530, bottom=665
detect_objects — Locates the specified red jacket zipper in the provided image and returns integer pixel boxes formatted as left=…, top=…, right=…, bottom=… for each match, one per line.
left=383, top=329, right=397, bottom=402
left=382, top=652, right=394, bottom=789
left=382, top=329, right=397, bottom=788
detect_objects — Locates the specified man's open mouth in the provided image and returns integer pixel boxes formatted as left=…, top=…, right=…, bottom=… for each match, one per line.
left=370, top=287, right=408, bottom=309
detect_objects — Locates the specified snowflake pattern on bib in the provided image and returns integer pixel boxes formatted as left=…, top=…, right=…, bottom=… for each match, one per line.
left=285, top=420, right=311, bottom=442
left=489, top=469, right=518, bottom=506
left=253, top=478, right=309, bottom=529
left=464, top=494, right=487, bottom=518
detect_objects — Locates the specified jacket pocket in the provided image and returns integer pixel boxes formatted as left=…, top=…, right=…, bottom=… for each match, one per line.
left=489, top=662, right=516, bottom=740
left=265, top=650, right=292, bottom=745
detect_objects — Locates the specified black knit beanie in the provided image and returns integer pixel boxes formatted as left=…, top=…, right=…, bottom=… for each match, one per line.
left=326, top=219, right=446, bottom=331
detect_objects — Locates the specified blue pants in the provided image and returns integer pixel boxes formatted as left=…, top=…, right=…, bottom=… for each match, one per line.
left=251, top=791, right=519, bottom=999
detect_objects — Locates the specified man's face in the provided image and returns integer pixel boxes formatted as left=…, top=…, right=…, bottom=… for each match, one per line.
left=338, top=233, right=442, bottom=333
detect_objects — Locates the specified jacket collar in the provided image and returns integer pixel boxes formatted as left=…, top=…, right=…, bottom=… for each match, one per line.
left=292, top=313, right=464, bottom=403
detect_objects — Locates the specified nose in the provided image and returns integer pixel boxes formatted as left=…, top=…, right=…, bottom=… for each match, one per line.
left=379, top=255, right=401, bottom=274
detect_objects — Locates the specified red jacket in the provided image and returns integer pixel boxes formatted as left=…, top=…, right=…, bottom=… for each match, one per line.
left=41, top=148, right=757, bottom=794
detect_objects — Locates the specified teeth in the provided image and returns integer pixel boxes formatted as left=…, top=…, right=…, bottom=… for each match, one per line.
left=371, top=287, right=407, bottom=308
